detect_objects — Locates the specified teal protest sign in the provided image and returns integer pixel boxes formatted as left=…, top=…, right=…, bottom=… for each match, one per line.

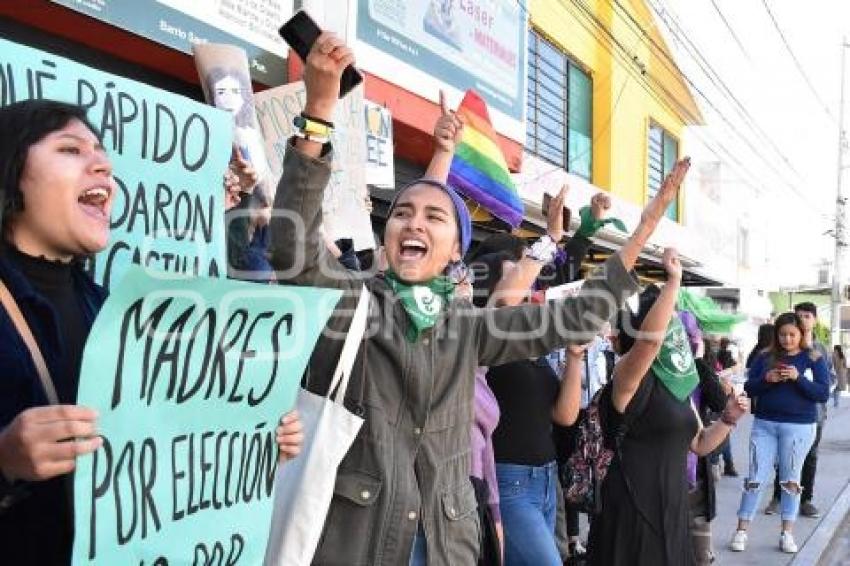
left=0, top=38, right=232, bottom=291
left=71, top=267, right=341, bottom=565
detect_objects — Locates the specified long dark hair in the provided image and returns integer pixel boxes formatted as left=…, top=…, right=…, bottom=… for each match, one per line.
left=0, top=99, right=99, bottom=242
left=755, top=323, right=774, bottom=350
left=614, top=284, right=662, bottom=355
left=770, top=312, right=810, bottom=361
left=746, top=323, right=774, bottom=368
left=468, top=233, right=525, bottom=308
left=835, top=345, right=845, bottom=361
left=469, top=251, right=514, bottom=308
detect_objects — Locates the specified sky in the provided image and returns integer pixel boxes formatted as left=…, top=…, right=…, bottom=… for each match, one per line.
left=649, top=0, right=850, bottom=288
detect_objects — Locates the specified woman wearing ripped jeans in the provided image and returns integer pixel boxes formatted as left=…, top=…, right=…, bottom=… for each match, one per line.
left=730, top=312, right=830, bottom=555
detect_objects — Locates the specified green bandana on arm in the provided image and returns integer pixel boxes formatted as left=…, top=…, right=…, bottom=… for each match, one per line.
left=384, top=271, right=455, bottom=342
left=575, top=206, right=628, bottom=238
left=651, top=316, right=701, bottom=401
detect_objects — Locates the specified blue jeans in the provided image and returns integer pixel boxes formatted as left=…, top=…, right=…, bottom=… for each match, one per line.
left=408, top=523, right=426, bottom=566
left=496, top=461, right=561, bottom=566
left=737, top=418, right=817, bottom=522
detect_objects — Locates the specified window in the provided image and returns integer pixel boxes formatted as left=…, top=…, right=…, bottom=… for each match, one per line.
left=526, top=30, right=592, bottom=180
left=647, top=122, right=679, bottom=221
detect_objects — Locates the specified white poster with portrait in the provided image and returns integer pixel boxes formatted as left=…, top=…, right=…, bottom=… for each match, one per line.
left=193, top=42, right=274, bottom=206
left=253, top=81, right=376, bottom=251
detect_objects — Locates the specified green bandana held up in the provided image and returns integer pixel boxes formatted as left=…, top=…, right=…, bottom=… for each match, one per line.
left=385, top=271, right=455, bottom=342
left=575, top=206, right=628, bottom=238
left=651, top=316, right=700, bottom=401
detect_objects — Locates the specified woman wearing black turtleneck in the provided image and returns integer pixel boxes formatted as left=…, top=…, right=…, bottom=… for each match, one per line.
left=0, top=100, right=305, bottom=566
left=0, top=100, right=113, bottom=565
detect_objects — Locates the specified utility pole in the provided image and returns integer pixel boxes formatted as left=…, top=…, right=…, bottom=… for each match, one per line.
left=831, top=38, right=849, bottom=345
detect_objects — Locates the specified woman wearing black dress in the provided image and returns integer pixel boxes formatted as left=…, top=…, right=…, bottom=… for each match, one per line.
left=587, top=249, right=749, bottom=566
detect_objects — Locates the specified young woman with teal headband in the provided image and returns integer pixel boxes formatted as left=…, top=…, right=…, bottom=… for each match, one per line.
left=269, top=31, right=690, bottom=566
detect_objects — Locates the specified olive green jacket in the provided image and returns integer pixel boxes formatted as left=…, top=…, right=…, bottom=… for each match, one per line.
left=269, top=142, right=640, bottom=565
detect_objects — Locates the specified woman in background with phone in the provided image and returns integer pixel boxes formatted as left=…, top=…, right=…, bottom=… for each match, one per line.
left=730, top=312, right=830, bottom=555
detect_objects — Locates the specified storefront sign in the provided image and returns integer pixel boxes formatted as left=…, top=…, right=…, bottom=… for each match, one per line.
left=355, top=0, right=528, bottom=141
left=0, top=38, right=232, bottom=291
left=71, top=266, right=340, bottom=565
left=50, top=0, right=292, bottom=86
left=364, top=101, right=394, bottom=188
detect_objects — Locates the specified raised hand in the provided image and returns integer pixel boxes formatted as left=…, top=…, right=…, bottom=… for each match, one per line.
left=723, top=393, right=750, bottom=424
left=0, top=405, right=102, bottom=482
left=230, top=146, right=258, bottom=192
left=223, top=168, right=243, bottom=210
left=433, top=90, right=465, bottom=154
left=303, top=32, right=356, bottom=122
left=223, top=146, right=259, bottom=210
left=662, top=247, right=682, bottom=282
left=546, top=185, right=568, bottom=242
left=590, top=192, right=611, bottom=220
left=618, top=158, right=689, bottom=271
left=641, top=158, right=690, bottom=229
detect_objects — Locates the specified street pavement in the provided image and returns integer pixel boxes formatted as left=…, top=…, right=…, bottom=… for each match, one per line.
left=820, top=511, right=850, bottom=566
left=711, top=396, right=850, bottom=566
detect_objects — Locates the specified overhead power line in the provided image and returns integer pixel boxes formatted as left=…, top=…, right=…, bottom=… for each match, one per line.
left=613, top=0, right=806, bottom=187
left=708, top=0, right=751, bottom=63
left=513, top=0, right=824, bottom=215
left=760, top=0, right=837, bottom=123
left=647, top=0, right=799, bottom=178
left=567, top=0, right=816, bottom=206
left=554, top=0, right=777, bottom=199
left=606, top=0, right=818, bottom=208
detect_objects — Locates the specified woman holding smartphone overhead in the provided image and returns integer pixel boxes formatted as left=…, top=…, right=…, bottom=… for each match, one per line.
left=270, top=30, right=691, bottom=566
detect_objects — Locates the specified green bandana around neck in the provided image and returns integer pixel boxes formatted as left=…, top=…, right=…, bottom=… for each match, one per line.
left=651, top=316, right=700, bottom=401
left=384, top=271, right=455, bottom=342
left=575, top=206, right=628, bottom=239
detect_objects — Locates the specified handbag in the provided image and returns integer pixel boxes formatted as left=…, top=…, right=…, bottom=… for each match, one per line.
left=263, top=286, right=370, bottom=566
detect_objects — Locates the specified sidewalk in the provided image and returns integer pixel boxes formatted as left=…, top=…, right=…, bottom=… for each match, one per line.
left=819, top=510, right=850, bottom=566
left=711, top=398, right=850, bottom=566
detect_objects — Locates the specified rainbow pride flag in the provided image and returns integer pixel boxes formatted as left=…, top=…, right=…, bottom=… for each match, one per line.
left=448, top=90, right=524, bottom=228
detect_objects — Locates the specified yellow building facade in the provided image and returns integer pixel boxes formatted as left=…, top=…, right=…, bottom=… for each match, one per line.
left=527, top=0, right=703, bottom=221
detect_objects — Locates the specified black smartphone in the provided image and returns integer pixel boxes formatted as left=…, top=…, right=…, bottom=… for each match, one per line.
left=542, top=192, right=571, bottom=229
left=279, top=10, right=363, bottom=98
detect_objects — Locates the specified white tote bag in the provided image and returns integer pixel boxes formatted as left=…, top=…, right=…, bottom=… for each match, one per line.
left=264, top=287, right=370, bottom=566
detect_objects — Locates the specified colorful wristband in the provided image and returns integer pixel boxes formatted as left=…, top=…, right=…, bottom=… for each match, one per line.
left=293, top=130, right=330, bottom=145
left=293, top=114, right=333, bottom=137
left=300, top=112, right=334, bottom=128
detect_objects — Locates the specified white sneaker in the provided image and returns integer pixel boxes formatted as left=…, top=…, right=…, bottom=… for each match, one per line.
left=780, top=531, right=798, bottom=553
left=730, top=530, right=747, bottom=552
